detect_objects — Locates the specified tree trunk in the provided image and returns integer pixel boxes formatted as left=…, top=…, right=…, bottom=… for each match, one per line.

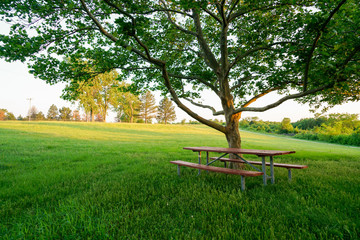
left=103, top=106, right=107, bottom=122
left=90, top=109, right=94, bottom=122
left=130, top=104, right=134, bottom=123
left=225, top=119, right=241, bottom=149
left=224, top=113, right=242, bottom=168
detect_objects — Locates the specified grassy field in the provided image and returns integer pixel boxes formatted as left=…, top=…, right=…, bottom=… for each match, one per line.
left=0, top=121, right=359, bottom=239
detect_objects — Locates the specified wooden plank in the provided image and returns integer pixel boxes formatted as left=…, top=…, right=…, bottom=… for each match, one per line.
left=183, top=147, right=295, bottom=156
left=170, top=160, right=264, bottom=177
left=210, top=157, right=308, bottom=169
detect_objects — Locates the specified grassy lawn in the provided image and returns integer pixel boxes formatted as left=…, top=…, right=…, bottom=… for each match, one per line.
left=0, top=121, right=359, bottom=239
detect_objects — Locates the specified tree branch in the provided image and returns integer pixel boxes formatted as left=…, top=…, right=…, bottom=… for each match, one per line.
left=341, top=44, right=360, bottom=67
left=160, top=0, right=197, bottom=37
left=137, top=8, right=193, bottom=18
left=162, top=68, right=226, bottom=133
left=80, top=0, right=118, bottom=42
left=182, top=97, right=218, bottom=115
left=201, top=7, right=222, bottom=24
left=103, top=0, right=135, bottom=21
left=230, top=75, right=253, bottom=91
left=229, top=41, right=294, bottom=70
left=228, top=2, right=310, bottom=22
left=226, top=0, right=240, bottom=20
left=213, top=82, right=339, bottom=115
left=192, top=10, right=219, bottom=72
left=81, top=0, right=165, bottom=67
left=168, top=73, right=219, bottom=93
left=241, top=87, right=281, bottom=108
left=215, top=1, right=227, bottom=25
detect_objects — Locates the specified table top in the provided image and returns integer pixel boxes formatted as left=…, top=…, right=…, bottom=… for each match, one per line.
left=183, top=146, right=295, bottom=156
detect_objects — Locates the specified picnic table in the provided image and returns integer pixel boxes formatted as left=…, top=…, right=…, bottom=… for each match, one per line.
left=170, top=146, right=307, bottom=190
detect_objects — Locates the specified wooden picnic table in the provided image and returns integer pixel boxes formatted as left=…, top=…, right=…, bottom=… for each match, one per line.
left=183, top=146, right=297, bottom=186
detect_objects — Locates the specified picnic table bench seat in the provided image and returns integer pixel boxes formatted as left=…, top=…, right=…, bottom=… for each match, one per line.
left=170, top=160, right=263, bottom=190
left=210, top=157, right=307, bottom=181
left=211, top=157, right=308, bottom=169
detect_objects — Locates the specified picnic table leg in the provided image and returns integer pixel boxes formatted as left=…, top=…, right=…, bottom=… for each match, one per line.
left=177, top=165, right=181, bottom=176
left=288, top=169, right=292, bottom=181
left=262, top=156, right=267, bottom=186
left=198, top=151, right=201, bottom=175
left=206, top=151, right=209, bottom=173
left=241, top=176, right=246, bottom=191
left=270, top=156, right=275, bottom=184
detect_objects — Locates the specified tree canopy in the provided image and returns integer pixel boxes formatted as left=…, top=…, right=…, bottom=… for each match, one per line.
left=0, top=0, right=359, bottom=147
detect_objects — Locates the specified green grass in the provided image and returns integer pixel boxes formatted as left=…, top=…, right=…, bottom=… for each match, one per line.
left=0, top=121, right=359, bottom=239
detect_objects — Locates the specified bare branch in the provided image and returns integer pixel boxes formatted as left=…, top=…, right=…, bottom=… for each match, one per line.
left=303, top=0, right=348, bottom=91
left=41, top=27, right=95, bottom=49
left=213, top=82, right=338, bottom=115
left=168, top=73, right=218, bottom=93
left=229, top=41, right=294, bottom=70
left=162, top=68, right=226, bottom=133
left=241, top=87, right=281, bottom=108
left=182, top=97, right=218, bottom=115
left=136, top=8, right=193, bottom=18
left=192, top=10, right=219, bottom=72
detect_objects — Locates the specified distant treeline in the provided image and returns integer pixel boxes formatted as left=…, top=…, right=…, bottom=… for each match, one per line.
left=239, top=113, right=360, bottom=146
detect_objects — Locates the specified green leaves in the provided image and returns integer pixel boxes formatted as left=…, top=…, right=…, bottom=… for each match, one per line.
left=0, top=0, right=359, bottom=120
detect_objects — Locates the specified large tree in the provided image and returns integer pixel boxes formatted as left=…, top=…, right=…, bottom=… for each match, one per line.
left=64, top=69, right=120, bottom=122
left=0, top=1, right=359, bottom=149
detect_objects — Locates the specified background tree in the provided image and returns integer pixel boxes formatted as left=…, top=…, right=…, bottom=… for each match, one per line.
left=95, top=113, right=104, bottom=122
left=280, top=118, right=294, bottom=134
left=139, top=91, right=157, bottom=124
left=0, top=109, right=7, bottom=121
left=156, top=97, right=176, bottom=124
left=63, top=69, right=120, bottom=122
left=59, top=107, right=72, bottom=121
left=6, top=112, right=16, bottom=120
left=73, top=110, right=81, bottom=121
left=47, top=104, right=59, bottom=120
left=1, top=1, right=359, bottom=150
left=113, top=84, right=140, bottom=123
left=95, top=70, right=120, bottom=122
left=35, top=112, right=45, bottom=121
left=28, top=106, right=38, bottom=121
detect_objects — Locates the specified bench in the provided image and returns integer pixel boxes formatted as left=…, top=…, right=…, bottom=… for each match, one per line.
left=170, top=160, right=263, bottom=191
left=210, top=157, right=308, bottom=180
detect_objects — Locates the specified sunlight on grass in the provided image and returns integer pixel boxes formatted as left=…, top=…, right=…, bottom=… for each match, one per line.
left=0, top=121, right=359, bottom=239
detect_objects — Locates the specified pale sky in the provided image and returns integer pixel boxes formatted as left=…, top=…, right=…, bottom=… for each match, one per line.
left=1, top=22, right=359, bottom=123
